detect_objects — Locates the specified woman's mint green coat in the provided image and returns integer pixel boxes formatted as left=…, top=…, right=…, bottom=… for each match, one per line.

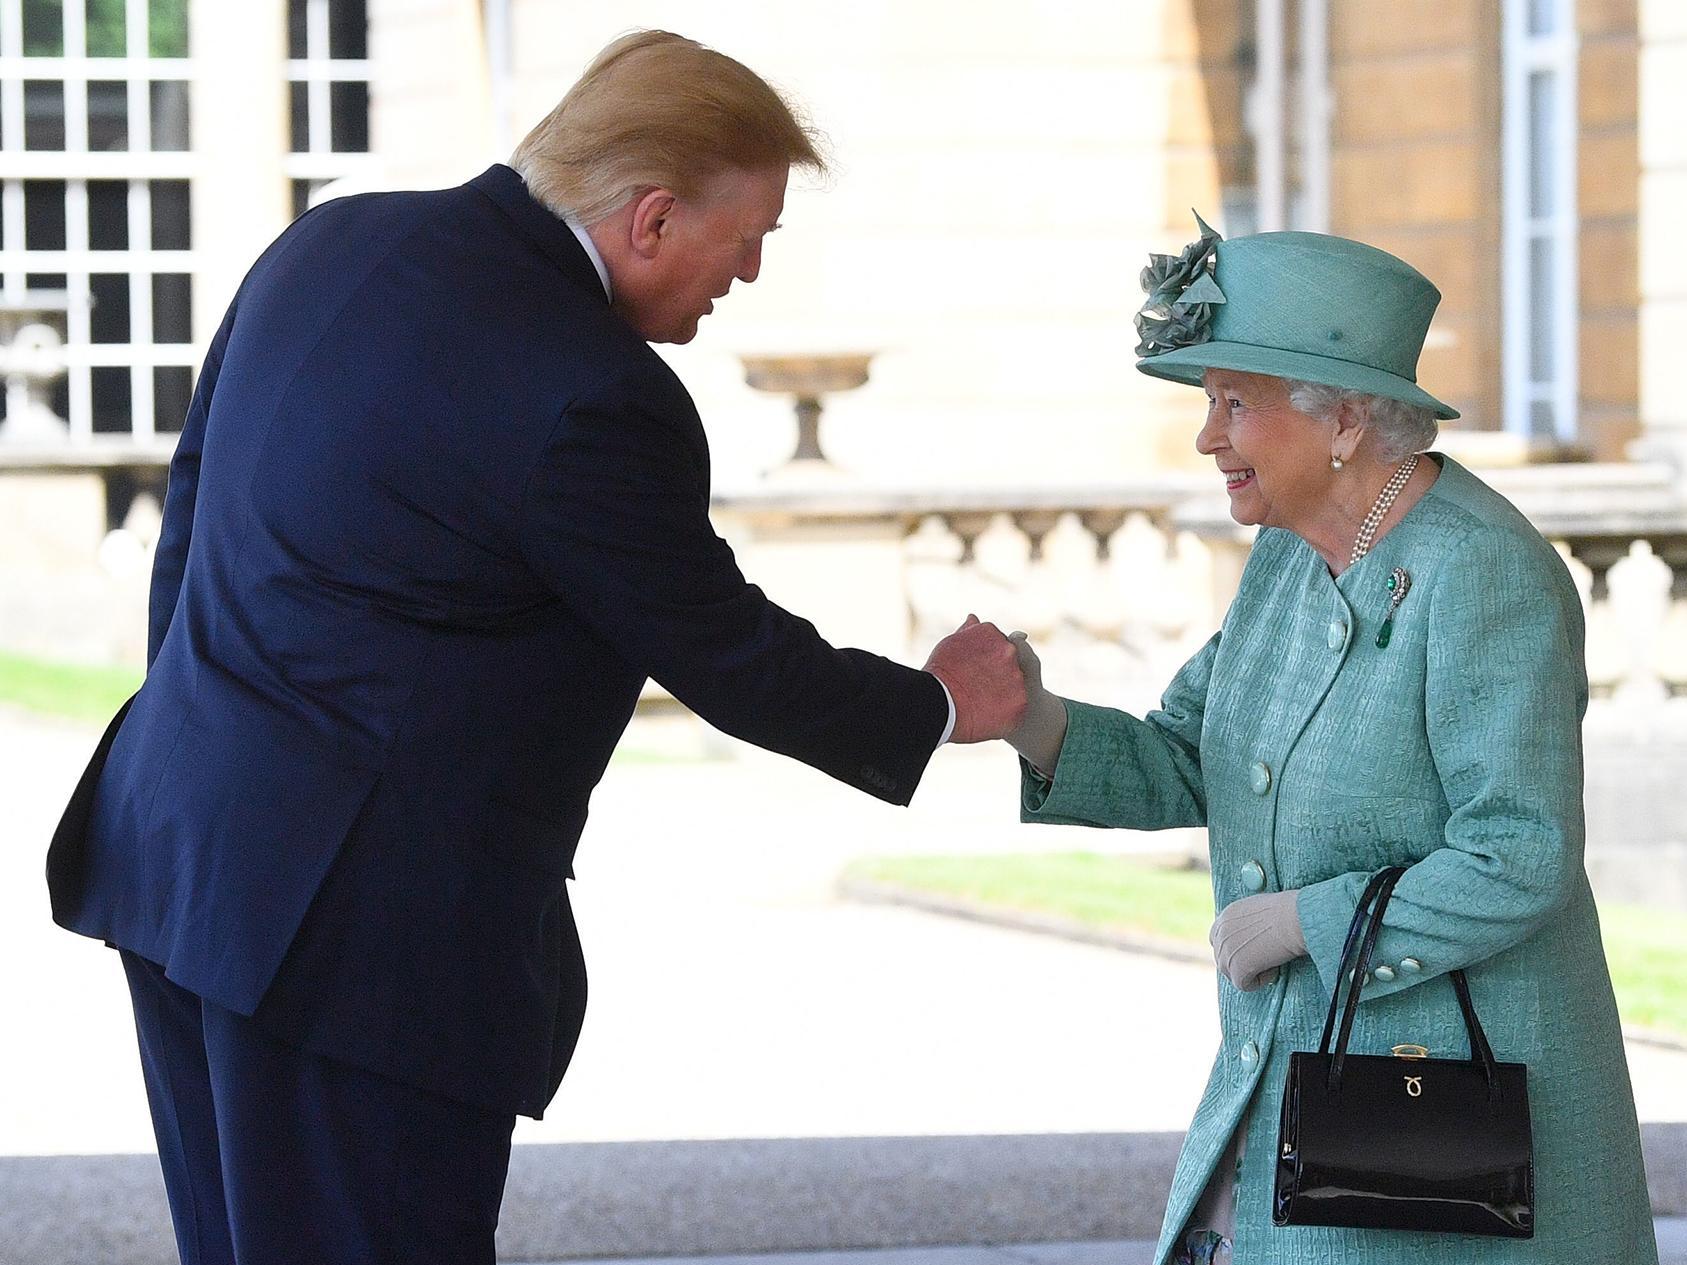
left=1023, top=457, right=1655, bottom=1263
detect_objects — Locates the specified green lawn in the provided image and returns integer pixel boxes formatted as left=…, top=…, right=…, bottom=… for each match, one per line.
left=0, top=650, right=713, bottom=765
left=0, top=651, right=141, bottom=724
left=846, top=851, right=1687, bottom=1039
left=845, top=851, right=1216, bottom=944
left=1597, top=901, right=1687, bottom=1036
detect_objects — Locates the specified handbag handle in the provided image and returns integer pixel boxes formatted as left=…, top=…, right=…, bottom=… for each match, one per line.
left=1320, top=865, right=1504, bottom=1101
left=1316, top=866, right=1400, bottom=1054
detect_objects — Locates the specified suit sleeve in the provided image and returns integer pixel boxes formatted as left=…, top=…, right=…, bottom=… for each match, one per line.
left=519, top=394, right=948, bottom=806
left=1296, top=528, right=1588, bottom=1000
left=1017, top=632, right=1216, bottom=830
left=147, top=299, right=238, bottom=668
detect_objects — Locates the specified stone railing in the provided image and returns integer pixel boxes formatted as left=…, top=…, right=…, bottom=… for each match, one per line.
left=712, top=458, right=1687, bottom=907
left=711, top=476, right=1221, bottom=720
left=716, top=459, right=1687, bottom=709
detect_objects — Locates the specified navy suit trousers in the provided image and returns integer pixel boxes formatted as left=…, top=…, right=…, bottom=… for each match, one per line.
left=121, top=951, right=517, bottom=1265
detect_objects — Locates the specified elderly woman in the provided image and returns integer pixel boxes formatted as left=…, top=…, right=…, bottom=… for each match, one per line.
left=1006, top=221, right=1656, bottom=1264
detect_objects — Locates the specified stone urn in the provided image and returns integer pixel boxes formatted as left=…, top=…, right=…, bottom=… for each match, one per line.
left=1, top=297, right=72, bottom=444
left=739, top=352, right=874, bottom=470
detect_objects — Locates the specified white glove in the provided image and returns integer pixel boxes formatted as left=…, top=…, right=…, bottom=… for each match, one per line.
left=1209, top=888, right=1306, bottom=991
left=1004, top=632, right=1068, bottom=776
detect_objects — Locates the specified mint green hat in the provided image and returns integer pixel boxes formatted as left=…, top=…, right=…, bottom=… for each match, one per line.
left=1133, top=214, right=1459, bottom=420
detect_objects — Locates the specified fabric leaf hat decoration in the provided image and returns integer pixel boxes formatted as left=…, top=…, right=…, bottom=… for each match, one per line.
left=1134, top=210, right=1226, bottom=358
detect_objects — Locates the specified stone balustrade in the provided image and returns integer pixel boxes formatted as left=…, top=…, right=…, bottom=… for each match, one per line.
left=713, top=458, right=1687, bottom=906
left=717, top=459, right=1687, bottom=713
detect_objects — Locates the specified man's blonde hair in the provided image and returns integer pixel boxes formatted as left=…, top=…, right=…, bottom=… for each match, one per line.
left=510, top=30, right=825, bottom=226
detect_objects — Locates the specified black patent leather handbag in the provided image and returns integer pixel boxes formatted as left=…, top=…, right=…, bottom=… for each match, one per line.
left=1272, top=865, right=1535, bottom=1237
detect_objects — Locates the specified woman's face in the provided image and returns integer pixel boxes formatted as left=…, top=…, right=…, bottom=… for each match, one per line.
left=1195, top=368, right=1333, bottom=532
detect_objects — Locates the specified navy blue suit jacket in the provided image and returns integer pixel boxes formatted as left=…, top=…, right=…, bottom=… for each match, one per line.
left=48, top=165, right=948, bottom=1117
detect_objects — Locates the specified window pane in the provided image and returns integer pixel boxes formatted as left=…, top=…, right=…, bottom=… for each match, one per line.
left=91, top=365, right=132, bottom=433
left=90, top=272, right=130, bottom=343
left=25, top=81, right=66, bottom=151
left=154, top=366, right=193, bottom=432
left=26, top=271, right=67, bottom=290
left=330, top=81, right=369, bottom=152
left=330, top=0, right=367, bottom=59
left=24, top=181, right=67, bottom=250
left=1527, top=0, right=1558, bottom=36
left=1529, top=399, right=1555, bottom=440
left=289, top=81, right=310, bottom=152
left=150, top=81, right=190, bottom=150
left=88, top=80, right=129, bottom=151
left=152, top=273, right=192, bottom=342
left=148, top=0, right=188, bottom=57
left=1528, top=71, right=1555, bottom=219
left=150, top=180, right=191, bottom=249
left=23, top=0, right=65, bottom=56
left=1529, top=237, right=1554, bottom=382
left=288, top=0, right=308, bottom=59
left=88, top=179, right=129, bottom=248
left=86, top=0, right=126, bottom=56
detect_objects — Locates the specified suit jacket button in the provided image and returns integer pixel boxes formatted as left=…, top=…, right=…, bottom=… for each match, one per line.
left=1373, top=964, right=1396, bottom=982
left=1327, top=620, right=1348, bottom=650
left=1399, top=957, right=1422, bottom=974
left=1249, top=761, right=1272, bottom=795
left=1240, top=1040, right=1260, bottom=1065
left=1240, top=860, right=1266, bottom=892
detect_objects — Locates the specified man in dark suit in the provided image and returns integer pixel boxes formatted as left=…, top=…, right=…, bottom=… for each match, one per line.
left=46, top=30, right=1025, bottom=1265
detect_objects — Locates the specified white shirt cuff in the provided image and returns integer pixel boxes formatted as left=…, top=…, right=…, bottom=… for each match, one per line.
left=934, top=676, right=957, bottom=746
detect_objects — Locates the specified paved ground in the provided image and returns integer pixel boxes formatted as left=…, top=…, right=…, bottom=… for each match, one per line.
left=540, top=1244, right=1149, bottom=1265
left=4, top=704, right=1686, bottom=1262
left=3, top=709, right=1234, bottom=1157
left=539, top=1224, right=1687, bottom=1265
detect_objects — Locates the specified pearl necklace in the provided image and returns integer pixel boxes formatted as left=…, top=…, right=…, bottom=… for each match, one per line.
left=1348, top=454, right=1419, bottom=568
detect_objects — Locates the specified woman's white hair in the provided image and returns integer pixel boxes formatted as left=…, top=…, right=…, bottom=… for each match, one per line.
left=1286, top=380, right=1438, bottom=461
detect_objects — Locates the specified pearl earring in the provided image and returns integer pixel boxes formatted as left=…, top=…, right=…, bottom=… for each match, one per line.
left=1330, top=456, right=1344, bottom=471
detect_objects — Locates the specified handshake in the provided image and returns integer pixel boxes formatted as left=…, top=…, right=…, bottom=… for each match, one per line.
left=922, top=616, right=1068, bottom=771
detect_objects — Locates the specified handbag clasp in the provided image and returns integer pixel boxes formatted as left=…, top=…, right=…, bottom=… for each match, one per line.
left=1391, top=1044, right=1430, bottom=1060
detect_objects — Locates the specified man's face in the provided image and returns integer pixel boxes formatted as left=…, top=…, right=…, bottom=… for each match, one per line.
left=616, top=165, right=789, bottom=344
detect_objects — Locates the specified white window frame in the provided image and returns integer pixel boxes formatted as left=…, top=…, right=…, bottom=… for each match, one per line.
left=0, top=0, right=198, bottom=446
left=1501, top=0, right=1579, bottom=443
left=285, top=0, right=373, bottom=200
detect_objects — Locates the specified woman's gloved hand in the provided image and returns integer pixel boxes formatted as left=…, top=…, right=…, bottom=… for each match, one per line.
left=1209, top=888, right=1306, bottom=991
left=1005, top=631, right=1068, bottom=777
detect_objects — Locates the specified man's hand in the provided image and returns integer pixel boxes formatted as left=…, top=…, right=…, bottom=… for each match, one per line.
left=923, top=615, right=1028, bottom=743
left=1209, top=889, right=1306, bottom=991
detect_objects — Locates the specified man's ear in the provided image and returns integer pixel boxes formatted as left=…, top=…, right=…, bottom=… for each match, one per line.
left=628, top=188, right=677, bottom=260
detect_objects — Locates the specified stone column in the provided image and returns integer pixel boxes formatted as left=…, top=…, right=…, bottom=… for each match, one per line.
left=191, top=0, right=291, bottom=333
left=368, top=0, right=493, bottom=188
left=1635, top=0, right=1687, bottom=488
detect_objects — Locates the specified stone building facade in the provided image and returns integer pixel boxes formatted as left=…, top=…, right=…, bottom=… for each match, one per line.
left=1, top=0, right=1684, bottom=653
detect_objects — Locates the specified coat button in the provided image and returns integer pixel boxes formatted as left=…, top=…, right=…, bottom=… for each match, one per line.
left=1249, top=761, right=1272, bottom=795
left=1400, top=957, right=1422, bottom=974
left=1326, top=619, right=1347, bottom=650
left=1240, top=1040, right=1260, bottom=1065
left=1240, top=860, right=1266, bottom=892
left=1373, top=964, right=1396, bottom=982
